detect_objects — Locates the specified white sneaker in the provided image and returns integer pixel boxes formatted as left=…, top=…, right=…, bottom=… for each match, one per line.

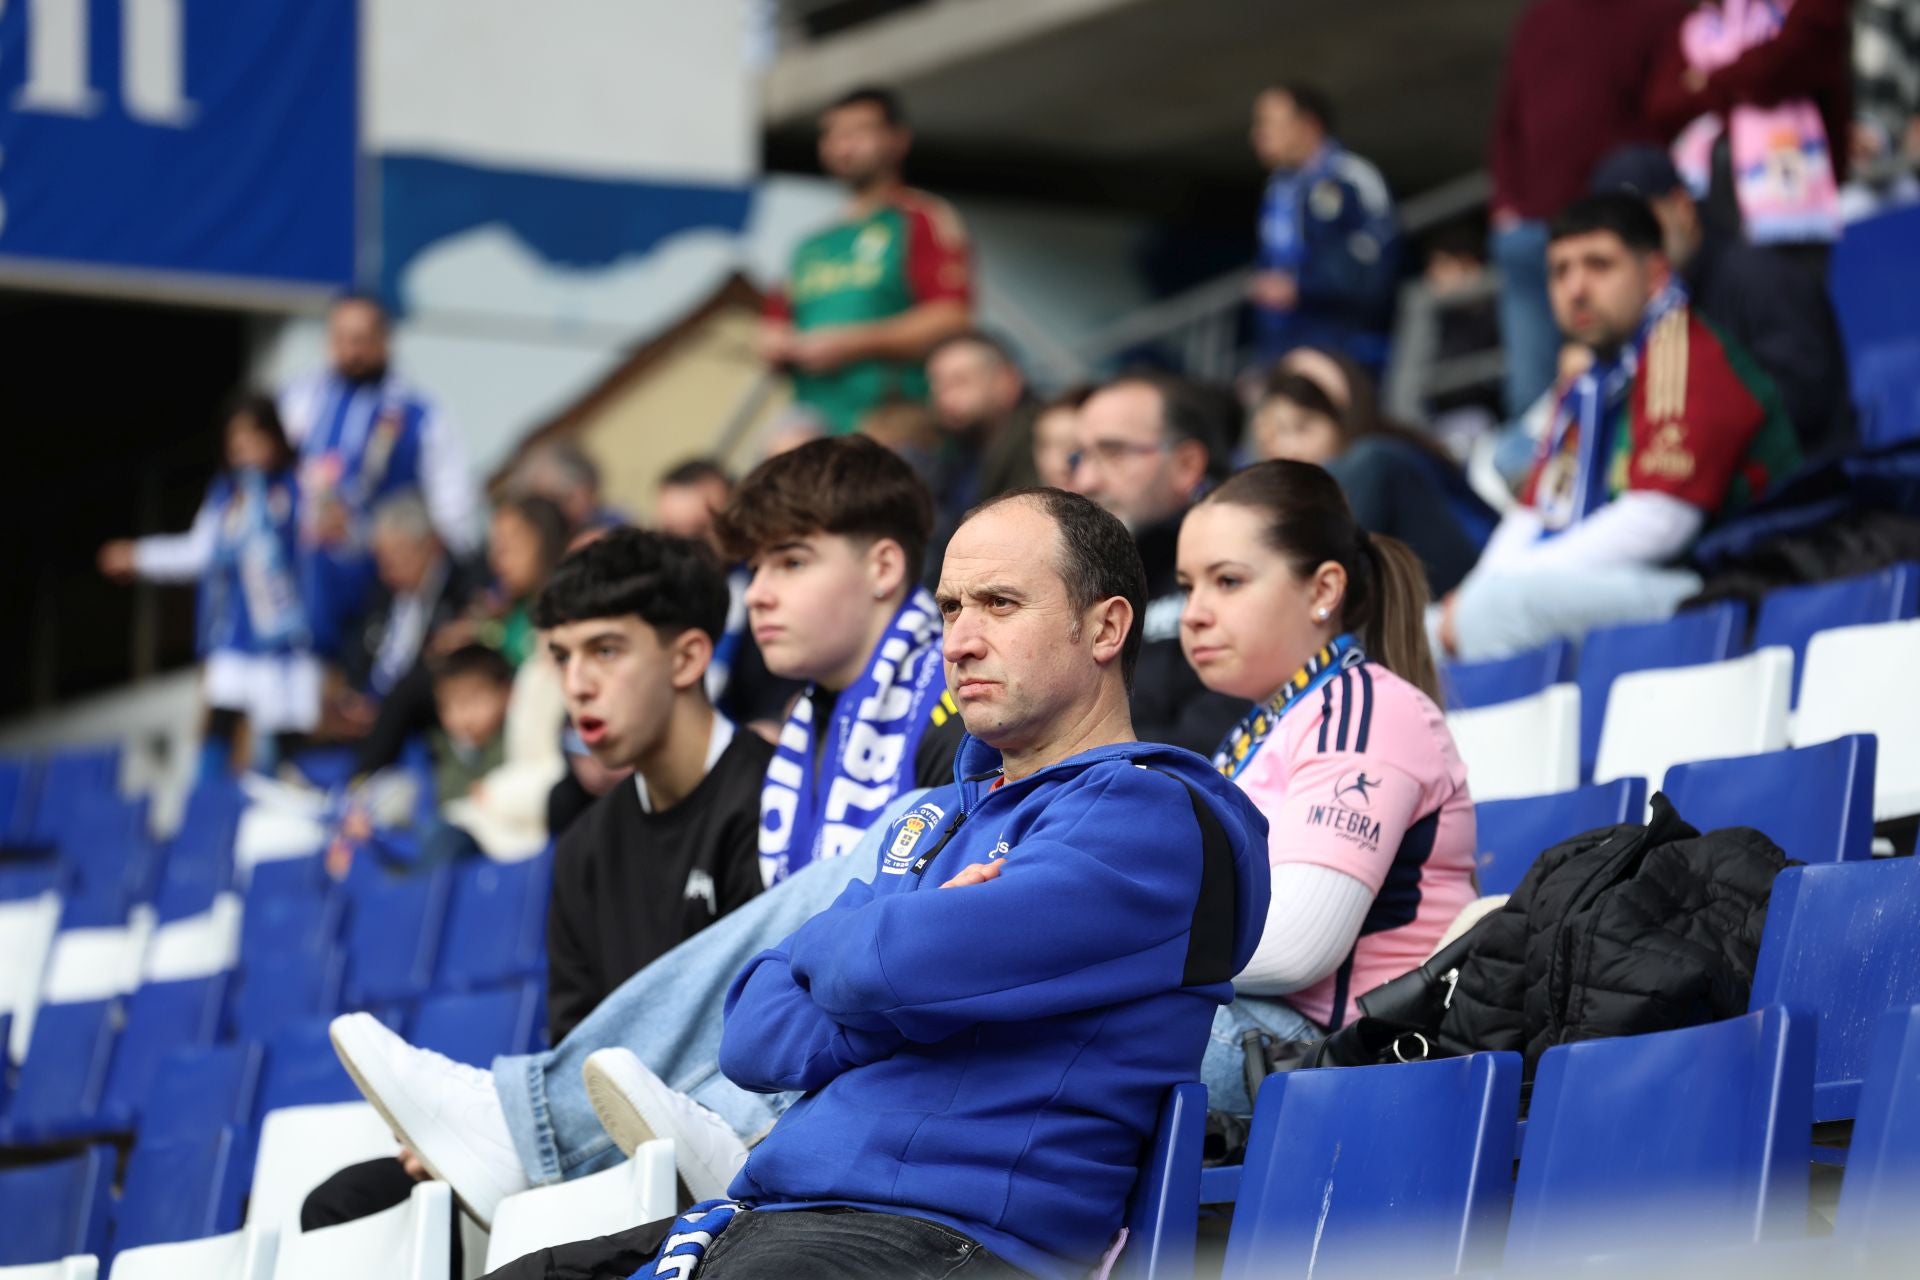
left=329, top=1012, right=529, bottom=1227
left=582, top=1048, right=749, bottom=1203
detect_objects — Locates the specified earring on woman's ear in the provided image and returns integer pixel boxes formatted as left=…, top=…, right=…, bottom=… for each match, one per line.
left=1315, top=607, right=1330, bottom=622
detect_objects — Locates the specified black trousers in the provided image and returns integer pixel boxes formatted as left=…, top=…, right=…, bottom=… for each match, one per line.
left=302, top=1157, right=463, bottom=1275
left=483, top=1206, right=1030, bottom=1280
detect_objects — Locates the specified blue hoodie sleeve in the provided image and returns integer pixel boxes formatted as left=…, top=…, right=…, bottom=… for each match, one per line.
left=718, top=874, right=911, bottom=1094
left=782, top=765, right=1226, bottom=1044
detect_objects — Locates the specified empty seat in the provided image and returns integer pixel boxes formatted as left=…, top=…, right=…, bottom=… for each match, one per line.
left=229, top=949, right=343, bottom=1043
left=435, top=855, right=550, bottom=992
left=1750, top=859, right=1920, bottom=1123
left=0, top=1258, right=97, bottom=1280
left=1446, top=684, right=1579, bottom=801
left=1834, top=1004, right=1920, bottom=1240
left=411, top=983, right=540, bottom=1068
left=1577, top=603, right=1745, bottom=778
left=1662, top=735, right=1875, bottom=864
left=110, top=1227, right=277, bottom=1280
left=0, top=756, right=38, bottom=847
left=1794, top=618, right=1920, bottom=819
left=269, top=1181, right=448, bottom=1280
left=1220, top=1053, right=1520, bottom=1279
left=239, top=858, right=339, bottom=967
left=0, top=890, right=61, bottom=1062
left=340, top=866, right=451, bottom=1008
left=141, top=1041, right=264, bottom=1147
left=0, top=1149, right=115, bottom=1265
left=1472, top=778, right=1646, bottom=897
left=3, top=1001, right=119, bottom=1144
left=1753, top=565, right=1920, bottom=704
left=233, top=807, right=329, bottom=881
left=92, top=973, right=232, bottom=1133
left=247, top=1102, right=399, bottom=1241
left=1506, top=1007, right=1812, bottom=1264
left=1593, top=648, right=1793, bottom=792
left=114, top=1127, right=246, bottom=1255
left=255, top=1018, right=364, bottom=1119
left=485, top=1139, right=676, bottom=1272
left=1441, top=640, right=1573, bottom=712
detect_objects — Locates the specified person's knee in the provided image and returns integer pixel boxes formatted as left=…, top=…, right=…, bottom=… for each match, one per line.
left=300, top=1157, right=415, bottom=1232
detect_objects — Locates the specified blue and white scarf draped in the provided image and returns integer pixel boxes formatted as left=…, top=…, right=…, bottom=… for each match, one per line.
left=1533, top=279, right=1689, bottom=534
left=640, top=1199, right=744, bottom=1279
left=759, top=588, right=945, bottom=885
left=1212, top=633, right=1364, bottom=780
left=203, top=468, right=308, bottom=654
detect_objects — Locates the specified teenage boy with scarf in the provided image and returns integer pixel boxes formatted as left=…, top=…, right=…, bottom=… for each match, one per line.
left=1435, top=192, right=1800, bottom=662
left=328, top=438, right=967, bottom=1226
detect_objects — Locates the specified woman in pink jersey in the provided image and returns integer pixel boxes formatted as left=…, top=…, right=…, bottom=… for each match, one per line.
left=1177, top=459, right=1478, bottom=1113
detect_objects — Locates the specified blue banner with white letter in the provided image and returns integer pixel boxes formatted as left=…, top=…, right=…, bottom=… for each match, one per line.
left=0, top=0, right=357, bottom=289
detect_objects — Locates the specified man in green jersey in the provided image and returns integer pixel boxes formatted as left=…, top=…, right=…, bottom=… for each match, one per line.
left=762, top=87, right=974, bottom=435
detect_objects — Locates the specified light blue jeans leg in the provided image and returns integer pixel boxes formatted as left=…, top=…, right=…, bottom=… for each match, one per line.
left=491, top=790, right=923, bottom=1185
left=1203, top=995, right=1322, bottom=1116
left=1448, top=565, right=1705, bottom=662
left=1492, top=220, right=1560, bottom=419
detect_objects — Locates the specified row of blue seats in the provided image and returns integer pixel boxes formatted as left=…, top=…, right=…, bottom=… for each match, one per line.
left=1442, top=563, right=1919, bottom=776
left=0, top=744, right=125, bottom=852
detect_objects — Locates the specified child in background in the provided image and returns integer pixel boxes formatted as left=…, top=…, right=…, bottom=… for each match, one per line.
left=99, top=394, right=318, bottom=775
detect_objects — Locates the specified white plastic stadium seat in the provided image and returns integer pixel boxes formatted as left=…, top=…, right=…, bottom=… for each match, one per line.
left=112, top=1227, right=277, bottom=1280
left=40, top=910, right=156, bottom=1003
left=484, top=1139, right=677, bottom=1273
left=1445, top=684, right=1580, bottom=801
left=1594, top=647, right=1793, bottom=795
left=249, top=1102, right=400, bottom=1239
left=0, top=1259, right=97, bottom=1280
left=234, top=785, right=329, bottom=882
left=271, top=1181, right=449, bottom=1280
left=0, top=891, right=62, bottom=1063
left=143, top=893, right=242, bottom=983
left=1794, top=618, right=1920, bottom=820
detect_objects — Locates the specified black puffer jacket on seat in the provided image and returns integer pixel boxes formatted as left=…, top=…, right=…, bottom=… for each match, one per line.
left=1440, top=793, right=1791, bottom=1077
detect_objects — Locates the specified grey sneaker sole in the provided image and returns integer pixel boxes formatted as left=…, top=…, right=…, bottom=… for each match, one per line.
left=582, top=1055, right=661, bottom=1159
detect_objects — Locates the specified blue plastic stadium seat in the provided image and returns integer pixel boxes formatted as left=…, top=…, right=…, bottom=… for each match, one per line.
left=1220, top=1054, right=1520, bottom=1279
left=1752, top=565, right=1920, bottom=704
left=1111, top=1082, right=1206, bottom=1280
left=1750, top=859, right=1920, bottom=1124
left=435, top=853, right=552, bottom=992
left=1508, top=1006, right=1812, bottom=1264
left=230, top=946, right=344, bottom=1042
left=1663, top=736, right=1876, bottom=864
left=93, top=973, right=232, bottom=1132
left=1472, top=778, right=1646, bottom=897
left=1852, top=337, right=1920, bottom=447
left=1441, top=640, right=1574, bottom=712
left=113, top=1126, right=246, bottom=1254
left=341, top=865, right=452, bottom=1008
left=1576, top=603, right=1744, bottom=778
left=0, top=858, right=64, bottom=903
left=255, top=1017, right=366, bottom=1119
left=0, top=1012, right=10, bottom=1116
left=1835, top=1005, right=1920, bottom=1239
left=0, top=1146, right=115, bottom=1264
left=240, top=856, right=341, bottom=962
left=411, top=983, right=541, bottom=1069
left=153, top=783, right=244, bottom=922
left=3, top=999, right=120, bottom=1144
left=0, top=757, right=37, bottom=847
left=141, top=1041, right=264, bottom=1147
left=30, top=745, right=125, bottom=850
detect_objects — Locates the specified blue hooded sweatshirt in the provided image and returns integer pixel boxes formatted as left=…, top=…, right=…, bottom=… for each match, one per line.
left=718, top=735, right=1271, bottom=1279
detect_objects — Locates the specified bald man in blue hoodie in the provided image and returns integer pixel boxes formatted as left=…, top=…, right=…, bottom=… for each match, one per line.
left=485, top=488, right=1270, bottom=1280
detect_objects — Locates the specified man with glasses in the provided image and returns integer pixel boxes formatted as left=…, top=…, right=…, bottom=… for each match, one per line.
left=1068, top=374, right=1246, bottom=752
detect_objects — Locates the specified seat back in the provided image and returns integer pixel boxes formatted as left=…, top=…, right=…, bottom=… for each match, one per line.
left=114, top=1127, right=245, bottom=1254
left=1593, top=648, right=1793, bottom=791
left=1506, top=1007, right=1813, bottom=1264
left=411, top=983, right=541, bottom=1067
left=484, top=1140, right=676, bottom=1273
left=230, top=950, right=343, bottom=1043
left=1472, top=779, right=1646, bottom=897
left=1663, top=735, right=1876, bottom=864
left=1111, top=1083, right=1205, bottom=1280
left=239, top=859, right=339, bottom=967
left=1753, top=565, right=1920, bottom=704
left=1751, top=860, right=1920, bottom=1123
left=110, top=1227, right=277, bottom=1280
left=256, top=1018, right=363, bottom=1119
left=1221, top=1053, right=1520, bottom=1279
left=96, top=974, right=231, bottom=1131
left=142, top=1041, right=264, bottom=1147
left=247, top=1102, right=400, bottom=1240
left=340, top=866, right=451, bottom=1008
left=435, top=854, right=550, bottom=993
left=269, top=1180, right=449, bottom=1280
left=1445, top=684, right=1579, bottom=802
left=1836, top=1004, right=1920, bottom=1240
left=0, top=1148, right=115, bottom=1265
left=1794, top=618, right=1920, bottom=820
left=1441, top=641, right=1573, bottom=712
left=0, top=1258, right=98, bottom=1280
left=6, top=1001, right=119, bottom=1143
left=1577, top=604, right=1745, bottom=777
left=0, top=891, right=62, bottom=1063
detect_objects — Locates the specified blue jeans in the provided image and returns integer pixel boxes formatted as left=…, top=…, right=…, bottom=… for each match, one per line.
left=1202, top=994, right=1321, bottom=1116
left=1491, top=220, right=1560, bottom=419
left=490, top=791, right=922, bottom=1185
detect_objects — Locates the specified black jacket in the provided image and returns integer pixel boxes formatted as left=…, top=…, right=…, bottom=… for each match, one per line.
left=1441, top=794, right=1790, bottom=1077
left=1128, top=513, right=1248, bottom=756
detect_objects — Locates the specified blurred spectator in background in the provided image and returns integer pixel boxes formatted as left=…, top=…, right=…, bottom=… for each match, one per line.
left=279, top=293, right=480, bottom=658
left=1646, top=0, right=1849, bottom=272
left=926, top=329, right=1041, bottom=502
left=857, top=397, right=944, bottom=485
left=1438, top=195, right=1802, bottom=660
left=1489, top=0, right=1688, bottom=416
left=1248, top=84, right=1400, bottom=374
left=1420, top=219, right=1508, bottom=452
left=98, top=394, right=316, bottom=776
left=1592, top=144, right=1854, bottom=457
left=1031, top=387, right=1090, bottom=490
left=510, top=440, right=626, bottom=531
left=439, top=496, right=571, bottom=670
left=760, top=87, right=973, bottom=435
left=653, top=458, right=732, bottom=545
left=1854, top=0, right=1920, bottom=176
left=1250, top=353, right=1487, bottom=595
left=1070, top=374, right=1247, bottom=753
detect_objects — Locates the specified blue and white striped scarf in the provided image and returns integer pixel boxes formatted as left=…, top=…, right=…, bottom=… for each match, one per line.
left=641, top=1199, right=744, bottom=1279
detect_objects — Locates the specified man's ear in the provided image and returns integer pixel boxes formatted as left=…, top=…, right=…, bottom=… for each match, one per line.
left=1169, top=438, right=1210, bottom=499
left=671, top=627, right=715, bottom=693
left=1086, top=595, right=1135, bottom=671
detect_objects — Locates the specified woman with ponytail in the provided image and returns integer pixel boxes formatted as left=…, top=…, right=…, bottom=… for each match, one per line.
left=1176, top=459, right=1477, bottom=1113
